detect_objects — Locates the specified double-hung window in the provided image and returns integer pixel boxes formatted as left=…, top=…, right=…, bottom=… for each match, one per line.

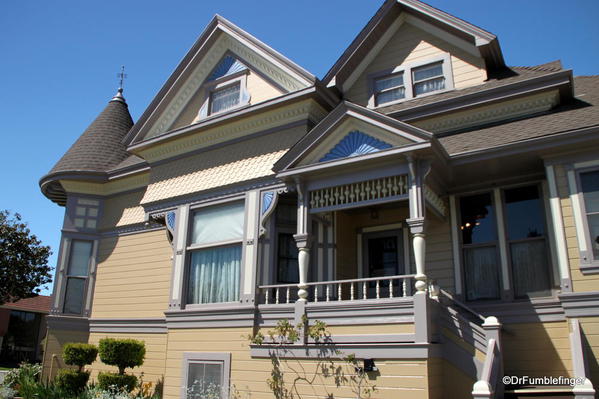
left=183, top=353, right=231, bottom=399
left=186, top=201, right=245, bottom=304
left=63, top=240, right=93, bottom=315
left=579, top=170, right=599, bottom=261
left=370, top=56, right=452, bottom=108
left=209, top=82, right=241, bottom=115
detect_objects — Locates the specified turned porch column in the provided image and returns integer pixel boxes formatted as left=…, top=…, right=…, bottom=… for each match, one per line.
left=294, top=178, right=311, bottom=302
left=406, top=156, right=428, bottom=292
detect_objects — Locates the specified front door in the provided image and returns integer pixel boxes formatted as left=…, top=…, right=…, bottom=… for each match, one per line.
left=362, top=229, right=405, bottom=298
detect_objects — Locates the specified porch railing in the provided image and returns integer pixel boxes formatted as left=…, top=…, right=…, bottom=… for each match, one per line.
left=258, top=274, right=416, bottom=305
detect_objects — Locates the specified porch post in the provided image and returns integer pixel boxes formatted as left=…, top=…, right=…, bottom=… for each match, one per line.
left=294, top=178, right=311, bottom=302
left=406, top=156, right=427, bottom=292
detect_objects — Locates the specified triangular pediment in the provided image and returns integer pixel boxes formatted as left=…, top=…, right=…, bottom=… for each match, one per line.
left=274, top=101, right=433, bottom=171
left=127, top=15, right=315, bottom=145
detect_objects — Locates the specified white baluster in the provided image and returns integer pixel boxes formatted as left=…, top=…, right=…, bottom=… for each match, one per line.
left=402, top=278, right=408, bottom=297
left=286, top=287, right=290, bottom=304
left=363, top=281, right=367, bottom=300
left=326, top=285, right=330, bottom=302
left=314, top=286, right=319, bottom=303
left=276, top=288, right=280, bottom=304
left=265, top=289, right=269, bottom=305
left=389, top=279, right=394, bottom=298
left=350, top=283, right=355, bottom=301
left=376, top=280, right=380, bottom=299
left=338, top=284, right=342, bottom=301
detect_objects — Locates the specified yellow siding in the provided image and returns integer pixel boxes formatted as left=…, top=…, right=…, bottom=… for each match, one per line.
left=554, top=164, right=599, bottom=292
left=346, top=22, right=486, bottom=106
left=579, top=317, right=599, bottom=387
left=502, top=321, right=572, bottom=378
left=87, top=332, right=167, bottom=387
left=92, top=230, right=172, bottom=318
left=42, top=328, right=89, bottom=380
left=100, top=190, right=146, bottom=229
left=163, top=327, right=433, bottom=399
left=439, top=358, right=475, bottom=399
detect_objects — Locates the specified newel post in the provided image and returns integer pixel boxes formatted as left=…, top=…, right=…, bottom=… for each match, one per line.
left=406, top=155, right=428, bottom=292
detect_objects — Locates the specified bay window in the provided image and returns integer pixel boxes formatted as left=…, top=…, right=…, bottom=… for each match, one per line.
left=186, top=201, right=245, bottom=304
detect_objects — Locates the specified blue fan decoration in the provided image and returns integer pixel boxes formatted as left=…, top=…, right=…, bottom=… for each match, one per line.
left=208, top=55, right=247, bottom=81
left=262, top=191, right=275, bottom=215
left=319, top=131, right=392, bottom=162
left=166, top=211, right=176, bottom=234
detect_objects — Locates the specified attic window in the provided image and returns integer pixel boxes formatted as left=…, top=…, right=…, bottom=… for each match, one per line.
left=374, top=73, right=405, bottom=106
left=210, top=82, right=241, bottom=114
left=412, top=62, right=445, bottom=96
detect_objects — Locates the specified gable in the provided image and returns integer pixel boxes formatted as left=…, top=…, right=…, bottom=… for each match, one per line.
left=129, top=16, right=315, bottom=144
left=319, top=131, right=392, bottom=162
left=345, top=19, right=487, bottom=107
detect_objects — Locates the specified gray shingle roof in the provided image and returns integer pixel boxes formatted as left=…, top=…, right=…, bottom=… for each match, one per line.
left=439, top=75, right=599, bottom=155
left=45, top=91, right=134, bottom=177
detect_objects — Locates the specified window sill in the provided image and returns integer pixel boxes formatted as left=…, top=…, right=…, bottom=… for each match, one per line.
left=164, top=303, right=256, bottom=328
left=580, top=261, right=599, bottom=275
left=467, top=296, right=564, bottom=323
left=369, top=87, right=454, bottom=110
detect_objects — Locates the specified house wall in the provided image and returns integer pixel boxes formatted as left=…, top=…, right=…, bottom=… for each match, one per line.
left=87, top=332, right=168, bottom=387
left=91, top=230, right=172, bottom=319
left=578, top=317, right=599, bottom=387
left=42, top=328, right=89, bottom=380
left=553, top=164, right=599, bottom=292
left=345, top=21, right=487, bottom=106
left=100, top=190, right=146, bottom=229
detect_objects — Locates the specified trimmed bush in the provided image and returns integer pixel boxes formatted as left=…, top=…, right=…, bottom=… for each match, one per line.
left=63, top=343, right=98, bottom=372
left=98, top=338, right=145, bottom=375
left=55, top=369, right=90, bottom=394
left=97, top=372, right=138, bottom=393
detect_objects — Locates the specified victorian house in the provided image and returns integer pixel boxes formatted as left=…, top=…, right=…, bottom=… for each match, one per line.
left=39, top=1, right=599, bottom=398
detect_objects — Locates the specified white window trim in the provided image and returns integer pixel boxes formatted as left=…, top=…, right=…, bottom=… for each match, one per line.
left=195, top=70, right=250, bottom=121
left=453, top=183, right=557, bottom=302
left=367, top=53, right=454, bottom=109
left=567, top=164, right=599, bottom=273
left=181, top=352, right=231, bottom=399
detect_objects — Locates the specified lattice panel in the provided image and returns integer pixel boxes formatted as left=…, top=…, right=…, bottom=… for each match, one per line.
left=309, top=175, right=408, bottom=210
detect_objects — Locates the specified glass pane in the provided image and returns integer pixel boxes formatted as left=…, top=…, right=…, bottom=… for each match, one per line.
left=63, top=278, right=85, bottom=314
left=374, top=73, right=404, bottom=91
left=464, top=246, right=500, bottom=301
left=580, top=170, right=599, bottom=214
left=414, top=77, right=445, bottom=95
left=375, top=87, right=405, bottom=105
left=460, top=193, right=497, bottom=245
left=588, top=214, right=599, bottom=258
left=67, top=240, right=92, bottom=276
left=413, top=62, right=443, bottom=82
left=191, top=202, right=245, bottom=246
left=367, top=236, right=399, bottom=277
left=510, top=240, right=551, bottom=299
left=188, top=245, right=241, bottom=304
left=187, top=362, right=223, bottom=399
left=210, top=83, right=240, bottom=114
left=277, top=233, right=299, bottom=283
left=504, top=185, right=545, bottom=240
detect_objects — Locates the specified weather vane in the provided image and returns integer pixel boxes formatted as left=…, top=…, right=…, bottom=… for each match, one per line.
left=117, top=65, right=127, bottom=90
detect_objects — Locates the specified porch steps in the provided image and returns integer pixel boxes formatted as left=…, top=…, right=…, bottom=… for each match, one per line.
left=504, top=385, right=574, bottom=398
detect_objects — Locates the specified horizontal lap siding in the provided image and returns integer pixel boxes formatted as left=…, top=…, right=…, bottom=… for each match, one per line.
left=91, top=230, right=172, bottom=319
left=163, top=327, right=432, bottom=399
left=425, top=218, right=454, bottom=293
left=502, top=321, right=572, bottom=378
left=42, top=329, right=89, bottom=379
left=554, top=164, right=599, bottom=291
left=346, top=22, right=486, bottom=106
left=88, top=332, right=167, bottom=386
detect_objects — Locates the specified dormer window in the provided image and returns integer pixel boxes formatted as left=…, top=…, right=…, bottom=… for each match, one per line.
left=412, top=62, right=445, bottom=96
left=369, top=54, right=453, bottom=108
left=210, top=81, right=241, bottom=114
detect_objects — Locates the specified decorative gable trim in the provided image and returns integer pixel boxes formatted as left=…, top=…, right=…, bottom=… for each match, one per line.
left=319, top=131, right=392, bottom=162
left=207, top=55, right=247, bottom=81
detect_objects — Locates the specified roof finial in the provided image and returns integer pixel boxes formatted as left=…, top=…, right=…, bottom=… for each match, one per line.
left=110, top=66, right=127, bottom=103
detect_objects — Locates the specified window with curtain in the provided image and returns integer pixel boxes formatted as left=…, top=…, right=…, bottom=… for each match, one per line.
left=209, top=82, right=241, bottom=115
left=459, top=193, right=501, bottom=301
left=412, top=62, right=445, bottom=96
left=504, top=185, right=551, bottom=298
left=374, top=72, right=405, bottom=106
left=580, top=170, right=599, bottom=260
left=186, top=361, right=224, bottom=399
left=187, top=201, right=245, bottom=304
left=63, top=240, right=92, bottom=315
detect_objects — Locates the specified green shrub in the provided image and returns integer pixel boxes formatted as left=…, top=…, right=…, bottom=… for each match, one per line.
left=55, top=369, right=90, bottom=395
left=98, top=338, right=145, bottom=375
left=63, top=343, right=98, bottom=372
left=97, top=372, right=138, bottom=393
left=2, top=362, right=42, bottom=389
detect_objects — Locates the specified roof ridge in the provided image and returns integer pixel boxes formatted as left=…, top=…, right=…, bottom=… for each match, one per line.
left=511, top=60, right=563, bottom=72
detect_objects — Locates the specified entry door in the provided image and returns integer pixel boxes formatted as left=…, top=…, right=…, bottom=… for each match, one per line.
left=362, top=230, right=405, bottom=298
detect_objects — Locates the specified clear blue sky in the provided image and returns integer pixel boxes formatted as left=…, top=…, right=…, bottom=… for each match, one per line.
left=1, top=0, right=598, bottom=296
